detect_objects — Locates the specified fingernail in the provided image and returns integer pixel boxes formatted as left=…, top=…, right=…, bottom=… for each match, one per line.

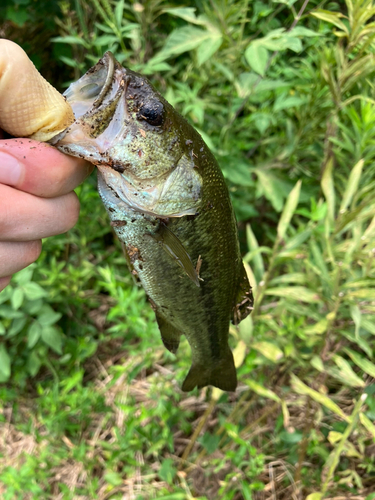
left=0, top=152, right=23, bottom=185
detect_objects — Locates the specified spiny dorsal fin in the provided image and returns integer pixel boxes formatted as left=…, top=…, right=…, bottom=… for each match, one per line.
left=231, top=261, right=253, bottom=325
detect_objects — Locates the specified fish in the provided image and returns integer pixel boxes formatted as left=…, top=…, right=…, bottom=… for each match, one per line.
left=50, top=52, right=253, bottom=392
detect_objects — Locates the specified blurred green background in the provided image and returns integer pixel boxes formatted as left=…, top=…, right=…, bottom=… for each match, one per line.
left=1, top=0, right=375, bottom=498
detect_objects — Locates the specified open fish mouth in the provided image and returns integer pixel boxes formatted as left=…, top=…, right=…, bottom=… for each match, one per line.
left=50, top=52, right=130, bottom=163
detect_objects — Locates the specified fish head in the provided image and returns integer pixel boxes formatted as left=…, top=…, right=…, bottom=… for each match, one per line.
left=51, top=52, right=202, bottom=217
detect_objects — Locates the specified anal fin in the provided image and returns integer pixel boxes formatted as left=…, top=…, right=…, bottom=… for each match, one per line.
left=155, top=313, right=181, bottom=354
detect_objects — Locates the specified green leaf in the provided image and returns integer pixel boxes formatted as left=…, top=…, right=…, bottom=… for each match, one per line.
left=265, top=286, right=320, bottom=303
left=304, top=318, right=328, bottom=335
left=238, top=314, right=253, bottom=344
left=13, top=265, right=34, bottom=285
left=340, top=330, right=372, bottom=358
left=277, top=180, right=301, bottom=239
left=339, top=159, right=364, bottom=213
left=223, top=161, right=253, bottom=187
left=321, top=158, right=335, bottom=224
left=252, top=341, right=283, bottom=362
left=256, top=29, right=303, bottom=52
left=38, top=307, right=62, bottom=327
left=348, top=289, right=375, bottom=300
left=151, top=495, right=186, bottom=500
left=163, top=7, right=203, bottom=25
left=306, top=492, right=323, bottom=499
left=199, top=432, right=220, bottom=454
left=93, top=35, right=118, bottom=47
left=104, top=471, right=123, bottom=486
left=26, top=350, right=41, bottom=377
left=251, top=113, right=272, bottom=134
left=291, top=374, right=350, bottom=422
left=311, top=10, right=349, bottom=33
left=158, top=458, right=177, bottom=483
left=256, top=170, right=284, bottom=212
left=5, top=6, right=29, bottom=26
left=280, top=429, right=303, bottom=443
left=28, top=322, right=41, bottom=348
left=235, top=72, right=258, bottom=98
left=11, top=288, right=24, bottom=310
left=332, top=354, right=365, bottom=387
left=114, top=0, right=125, bottom=28
left=362, top=317, right=375, bottom=335
left=245, top=380, right=281, bottom=402
left=23, top=282, right=47, bottom=300
left=0, top=344, right=11, bottom=379
left=290, top=27, right=320, bottom=37
left=52, top=35, right=90, bottom=47
left=7, top=317, right=27, bottom=337
left=344, top=348, right=375, bottom=378
left=244, top=43, right=268, bottom=76
left=41, top=326, right=63, bottom=354
left=60, top=370, right=83, bottom=394
left=246, top=224, right=265, bottom=281
left=155, top=26, right=211, bottom=61
left=359, top=413, right=375, bottom=441
left=24, top=299, right=43, bottom=316
left=197, top=33, right=222, bottom=65
left=274, top=96, right=306, bottom=112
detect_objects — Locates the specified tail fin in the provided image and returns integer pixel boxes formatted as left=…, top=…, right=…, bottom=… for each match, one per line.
left=181, top=350, right=237, bottom=392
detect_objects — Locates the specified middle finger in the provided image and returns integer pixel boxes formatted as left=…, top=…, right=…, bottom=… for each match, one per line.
left=0, top=183, right=80, bottom=241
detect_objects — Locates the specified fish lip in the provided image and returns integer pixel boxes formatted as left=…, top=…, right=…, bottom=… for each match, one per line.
left=50, top=51, right=130, bottom=150
left=91, top=51, right=116, bottom=109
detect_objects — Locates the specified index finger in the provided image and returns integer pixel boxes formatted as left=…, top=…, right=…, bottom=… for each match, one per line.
left=0, top=138, right=93, bottom=197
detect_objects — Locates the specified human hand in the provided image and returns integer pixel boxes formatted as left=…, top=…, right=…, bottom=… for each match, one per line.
left=0, top=40, right=93, bottom=291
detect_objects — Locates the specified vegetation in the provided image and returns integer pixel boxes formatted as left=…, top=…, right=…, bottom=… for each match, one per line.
left=1, top=0, right=375, bottom=498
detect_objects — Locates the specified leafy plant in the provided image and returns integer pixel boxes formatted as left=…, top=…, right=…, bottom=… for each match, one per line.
left=1, top=0, right=375, bottom=498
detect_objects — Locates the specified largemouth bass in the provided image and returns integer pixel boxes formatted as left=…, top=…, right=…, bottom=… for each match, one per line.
left=51, top=52, right=253, bottom=392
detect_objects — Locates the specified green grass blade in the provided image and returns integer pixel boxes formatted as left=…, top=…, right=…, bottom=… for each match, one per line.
left=340, top=159, right=364, bottom=213
left=291, top=374, right=350, bottom=422
left=277, top=180, right=301, bottom=240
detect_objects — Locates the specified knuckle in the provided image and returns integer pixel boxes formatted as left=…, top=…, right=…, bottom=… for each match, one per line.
left=24, top=240, right=42, bottom=266
left=60, top=193, right=80, bottom=233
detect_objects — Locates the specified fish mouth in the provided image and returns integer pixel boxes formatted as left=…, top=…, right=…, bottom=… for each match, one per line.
left=60, top=51, right=123, bottom=122
left=49, top=52, right=130, bottom=158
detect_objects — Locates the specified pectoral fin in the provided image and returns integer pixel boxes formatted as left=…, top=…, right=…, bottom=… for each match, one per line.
left=150, top=223, right=200, bottom=287
left=155, top=313, right=181, bottom=354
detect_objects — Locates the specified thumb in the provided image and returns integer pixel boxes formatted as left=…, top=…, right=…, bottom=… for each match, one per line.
left=0, top=40, right=74, bottom=141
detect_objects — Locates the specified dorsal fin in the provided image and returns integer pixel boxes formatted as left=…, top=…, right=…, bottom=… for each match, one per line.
left=231, top=262, right=253, bottom=325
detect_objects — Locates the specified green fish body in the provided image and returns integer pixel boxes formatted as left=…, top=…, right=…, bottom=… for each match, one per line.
left=51, top=52, right=253, bottom=391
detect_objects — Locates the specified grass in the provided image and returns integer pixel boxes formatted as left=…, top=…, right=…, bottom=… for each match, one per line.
left=1, top=0, right=375, bottom=498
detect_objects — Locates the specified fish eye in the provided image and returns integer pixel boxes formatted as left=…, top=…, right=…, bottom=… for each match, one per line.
left=138, top=100, right=164, bottom=126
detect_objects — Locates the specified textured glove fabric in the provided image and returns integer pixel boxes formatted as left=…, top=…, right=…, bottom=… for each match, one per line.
left=0, top=40, right=74, bottom=141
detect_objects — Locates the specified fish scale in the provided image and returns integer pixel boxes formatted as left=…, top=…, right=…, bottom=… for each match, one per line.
left=50, top=52, right=253, bottom=392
